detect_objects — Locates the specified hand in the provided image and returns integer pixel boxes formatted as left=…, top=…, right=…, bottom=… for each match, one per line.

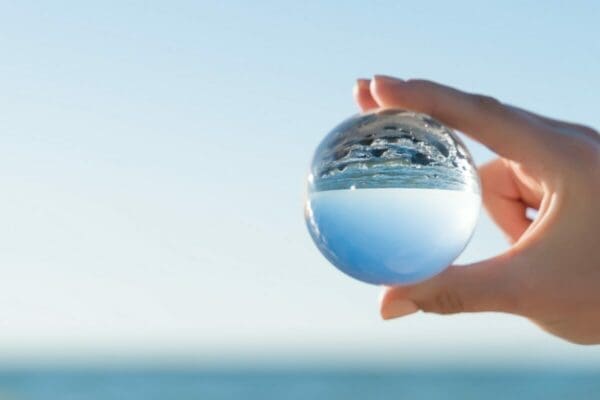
left=354, top=75, right=600, bottom=344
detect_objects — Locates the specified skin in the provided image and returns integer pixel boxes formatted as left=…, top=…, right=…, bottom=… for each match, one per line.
left=354, top=75, right=600, bottom=345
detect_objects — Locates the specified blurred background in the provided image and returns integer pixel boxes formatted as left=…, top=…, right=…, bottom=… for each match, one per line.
left=0, top=1, right=599, bottom=398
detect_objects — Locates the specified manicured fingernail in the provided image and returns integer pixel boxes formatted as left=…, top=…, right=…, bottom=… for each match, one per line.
left=381, top=299, right=418, bottom=320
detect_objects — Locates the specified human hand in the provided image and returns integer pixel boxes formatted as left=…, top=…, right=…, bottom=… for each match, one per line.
left=354, top=75, right=600, bottom=344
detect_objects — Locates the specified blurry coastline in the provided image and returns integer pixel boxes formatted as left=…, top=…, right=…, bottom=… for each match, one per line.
left=0, top=363, right=598, bottom=399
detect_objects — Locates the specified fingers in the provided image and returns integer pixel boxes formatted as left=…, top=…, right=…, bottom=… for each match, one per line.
left=479, top=159, right=533, bottom=243
left=353, top=79, right=378, bottom=112
left=380, top=255, right=520, bottom=319
left=368, top=75, right=554, bottom=162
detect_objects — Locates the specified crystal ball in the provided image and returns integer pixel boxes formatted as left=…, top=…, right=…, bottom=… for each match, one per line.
left=304, top=109, right=481, bottom=285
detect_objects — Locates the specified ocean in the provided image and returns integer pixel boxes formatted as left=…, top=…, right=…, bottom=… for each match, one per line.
left=0, top=367, right=598, bottom=399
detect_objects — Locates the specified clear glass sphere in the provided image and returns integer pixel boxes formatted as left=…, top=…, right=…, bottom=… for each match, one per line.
left=305, top=109, right=481, bottom=285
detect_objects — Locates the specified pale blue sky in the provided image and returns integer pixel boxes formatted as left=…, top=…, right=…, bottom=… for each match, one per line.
left=0, top=1, right=598, bottom=365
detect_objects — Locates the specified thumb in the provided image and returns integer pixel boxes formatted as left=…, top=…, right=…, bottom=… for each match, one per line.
left=380, top=255, right=520, bottom=319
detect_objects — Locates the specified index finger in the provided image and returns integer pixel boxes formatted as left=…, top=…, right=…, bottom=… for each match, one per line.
left=370, top=75, right=556, bottom=162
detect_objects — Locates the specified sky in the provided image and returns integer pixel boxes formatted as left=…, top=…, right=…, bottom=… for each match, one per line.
left=0, top=0, right=599, bottom=366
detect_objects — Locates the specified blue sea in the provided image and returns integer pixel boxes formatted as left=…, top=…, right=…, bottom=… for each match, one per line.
left=0, top=367, right=598, bottom=399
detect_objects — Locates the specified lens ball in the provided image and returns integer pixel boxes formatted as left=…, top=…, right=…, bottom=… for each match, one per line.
left=305, top=109, right=481, bottom=285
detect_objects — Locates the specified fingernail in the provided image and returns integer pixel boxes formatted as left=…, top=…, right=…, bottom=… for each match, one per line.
left=356, top=78, right=370, bottom=87
left=381, top=299, right=418, bottom=320
left=373, top=75, right=404, bottom=84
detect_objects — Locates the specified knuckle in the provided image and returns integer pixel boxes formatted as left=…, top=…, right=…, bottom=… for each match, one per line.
left=402, top=79, right=441, bottom=116
left=420, top=289, right=465, bottom=315
left=403, top=79, right=433, bottom=89
left=471, top=94, right=502, bottom=111
left=558, top=134, right=600, bottom=170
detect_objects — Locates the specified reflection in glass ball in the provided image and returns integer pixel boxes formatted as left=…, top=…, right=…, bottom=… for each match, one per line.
left=304, top=109, right=481, bottom=285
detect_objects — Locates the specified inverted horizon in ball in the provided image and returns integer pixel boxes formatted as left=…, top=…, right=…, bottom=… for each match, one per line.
left=305, top=109, right=481, bottom=285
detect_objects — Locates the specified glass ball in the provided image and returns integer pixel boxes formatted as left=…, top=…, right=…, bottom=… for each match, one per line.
left=304, top=109, right=481, bottom=285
